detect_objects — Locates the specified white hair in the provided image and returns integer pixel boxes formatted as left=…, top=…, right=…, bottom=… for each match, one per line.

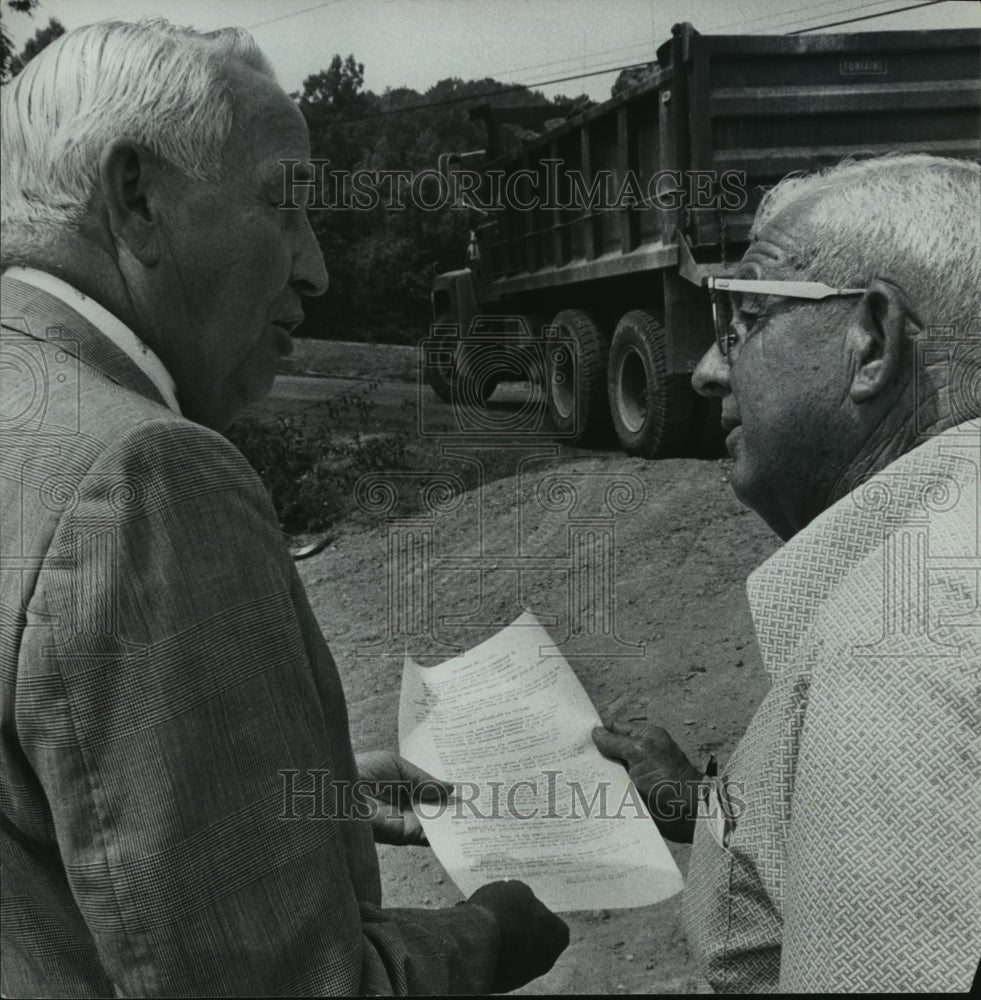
left=0, top=18, right=275, bottom=244
left=752, top=154, right=981, bottom=340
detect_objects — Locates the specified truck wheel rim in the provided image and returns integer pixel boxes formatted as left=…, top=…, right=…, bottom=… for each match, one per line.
left=616, top=347, right=648, bottom=433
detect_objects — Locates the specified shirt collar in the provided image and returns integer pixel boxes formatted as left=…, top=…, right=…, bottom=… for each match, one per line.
left=4, top=266, right=181, bottom=414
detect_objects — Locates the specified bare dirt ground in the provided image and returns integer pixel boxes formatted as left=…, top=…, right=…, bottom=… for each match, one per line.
left=270, top=341, right=782, bottom=994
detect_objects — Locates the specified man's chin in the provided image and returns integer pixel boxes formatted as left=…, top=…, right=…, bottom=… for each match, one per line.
left=727, top=465, right=752, bottom=508
left=726, top=460, right=766, bottom=520
left=210, top=374, right=277, bottom=431
left=240, top=357, right=280, bottom=403
left=724, top=423, right=743, bottom=457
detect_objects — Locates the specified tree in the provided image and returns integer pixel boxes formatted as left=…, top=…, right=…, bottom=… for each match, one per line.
left=292, top=55, right=604, bottom=343
left=6, top=13, right=63, bottom=77
left=0, top=0, right=38, bottom=82
left=295, top=53, right=366, bottom=112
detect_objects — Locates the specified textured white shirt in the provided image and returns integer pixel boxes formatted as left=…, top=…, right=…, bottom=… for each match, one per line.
left=685, top=418, right=981, bottom=992
left=4, top=266, right=181, bottom=414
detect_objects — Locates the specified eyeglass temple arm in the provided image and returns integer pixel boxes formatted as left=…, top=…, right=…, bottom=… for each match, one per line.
left=707, top=277, right=866, bottom=299
left=677, top=229, right=865, bottom=299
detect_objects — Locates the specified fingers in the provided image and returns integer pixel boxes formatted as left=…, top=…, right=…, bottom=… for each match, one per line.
left=400, top=810, right=429, bottom=846
left=607, top=721, right=635, bottom=737
left=356, top=751, right=452, bottom=803
left=591, top=726, right=635, bottom=765
left=368, top=800, right=430, bottom=846
left=395, top=757, right=453, bottom=802
left=592, top=724, right=665, bottom=764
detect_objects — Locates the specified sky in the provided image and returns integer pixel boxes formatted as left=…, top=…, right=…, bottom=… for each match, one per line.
left=5, top=0, right=980, bottom=101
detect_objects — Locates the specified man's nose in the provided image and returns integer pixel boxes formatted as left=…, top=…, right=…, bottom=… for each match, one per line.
left=691, top=342, right=731, bottom=398
left=291, top=215, right=329, bottom=297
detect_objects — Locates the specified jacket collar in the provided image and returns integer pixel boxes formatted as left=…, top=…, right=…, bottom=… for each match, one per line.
left=1, top=273, right=168, bottom=409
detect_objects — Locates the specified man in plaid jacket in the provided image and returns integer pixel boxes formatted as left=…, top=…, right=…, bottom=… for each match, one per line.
left=0, top=19, right=568, bottom=996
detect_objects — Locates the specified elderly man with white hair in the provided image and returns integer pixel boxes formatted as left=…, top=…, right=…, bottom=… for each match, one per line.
left=596, top=154, right=981, bottom=992
left=0, top=19, right=568, bottom=997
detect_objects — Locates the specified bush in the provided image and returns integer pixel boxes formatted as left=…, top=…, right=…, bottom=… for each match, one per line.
left=226, top=414, right=407, bottom=534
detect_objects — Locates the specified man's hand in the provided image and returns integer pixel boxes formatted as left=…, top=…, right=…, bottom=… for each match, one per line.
left=467, top=880, right=569, bottom=993
left=355, top=751, right=451, bottom=846
left=592, top=722, right=703, bottom=844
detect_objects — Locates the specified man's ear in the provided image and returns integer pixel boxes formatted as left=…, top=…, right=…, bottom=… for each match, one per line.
left=98, top=140, right=166, bottom=266
left=848, top=278, right=913, bottom=404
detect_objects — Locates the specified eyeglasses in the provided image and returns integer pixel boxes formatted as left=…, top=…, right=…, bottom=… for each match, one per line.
left=707, top=277, right=865, bottom=358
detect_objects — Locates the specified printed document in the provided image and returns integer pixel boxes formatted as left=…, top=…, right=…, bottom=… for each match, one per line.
left=398, top=612, right=683, bottom=911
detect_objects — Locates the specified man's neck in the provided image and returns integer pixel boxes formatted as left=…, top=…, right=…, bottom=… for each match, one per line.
left=826, top=411, right=950, bottom=513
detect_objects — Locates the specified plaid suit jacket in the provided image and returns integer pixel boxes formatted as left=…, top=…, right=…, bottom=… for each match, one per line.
left=0, top=276, right=499, bottom=997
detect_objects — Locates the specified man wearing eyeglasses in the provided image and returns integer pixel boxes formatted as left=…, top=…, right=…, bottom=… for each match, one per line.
left=595, top=154, right=980, bottom=992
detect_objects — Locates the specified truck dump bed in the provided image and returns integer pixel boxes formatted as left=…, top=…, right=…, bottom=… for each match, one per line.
left=429, top=23, right=979, bottom=458
left=479, top=25, right=980, bottom=294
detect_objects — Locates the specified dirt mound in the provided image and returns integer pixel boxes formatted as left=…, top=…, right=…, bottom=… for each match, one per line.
left=297, top=451, right=780, bottom=994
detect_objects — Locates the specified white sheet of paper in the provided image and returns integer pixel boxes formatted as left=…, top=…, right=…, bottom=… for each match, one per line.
left=398, top=612, right=683, bottom=912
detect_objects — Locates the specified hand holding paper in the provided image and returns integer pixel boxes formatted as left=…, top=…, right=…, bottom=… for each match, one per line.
left=355, top=751, right=451, bottom=846
left=591, top=722, right=704, bottom=844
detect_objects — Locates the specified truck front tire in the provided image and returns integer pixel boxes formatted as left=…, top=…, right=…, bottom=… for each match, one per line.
left=608, top=309, right=693, bottom=458
left=425, top=316, right=498, bottom=407
left=424, top=317, right=457, bottom=403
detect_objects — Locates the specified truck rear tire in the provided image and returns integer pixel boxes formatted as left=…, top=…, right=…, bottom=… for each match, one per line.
left=546, top=309, right=610, bottom=444
left=608, top=309, right=693, bottom=458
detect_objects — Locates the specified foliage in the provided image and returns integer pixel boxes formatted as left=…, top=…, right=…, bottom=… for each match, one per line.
left=227, top=342, right=571, bottom=536
left=292, top=55, right=597, bottom=345
left=5, top=12, right=62, bottom=77
left=1, top=2, right=63, bottom=83
left=0, top=12, right=603, bottom=344
left=226, top=385, right=409, bottom=534
left=0, top=0, right=39, bottom=81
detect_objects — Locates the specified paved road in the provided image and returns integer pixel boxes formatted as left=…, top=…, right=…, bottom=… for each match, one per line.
left=270, top=373, right=413, bottom=403
left=271, top=373, right=538, bottom=404
left=269, top=374, right=547, bottom=440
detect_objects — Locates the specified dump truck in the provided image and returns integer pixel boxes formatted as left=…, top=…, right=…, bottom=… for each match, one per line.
left=424, top=22, right=981, bottom=456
